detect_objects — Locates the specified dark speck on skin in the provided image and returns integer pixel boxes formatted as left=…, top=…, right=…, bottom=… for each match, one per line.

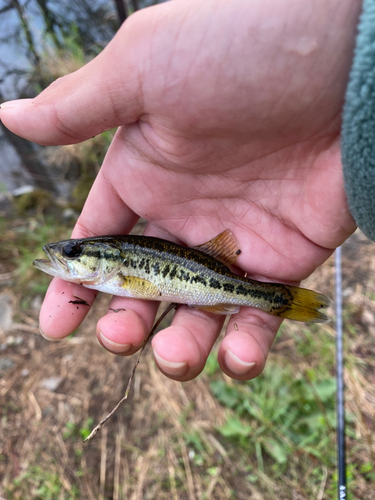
left=69, top=297, right=89, bottom=306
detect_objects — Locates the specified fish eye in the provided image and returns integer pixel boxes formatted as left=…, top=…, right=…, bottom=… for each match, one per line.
left=62, top=242, right=82, bottom=259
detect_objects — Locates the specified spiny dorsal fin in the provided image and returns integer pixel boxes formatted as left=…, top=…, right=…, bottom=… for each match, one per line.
left=193, top=229, right=241, bottom=267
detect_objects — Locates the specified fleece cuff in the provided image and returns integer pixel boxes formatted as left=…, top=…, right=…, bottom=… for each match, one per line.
left=342, top=0, right=375, bottom=241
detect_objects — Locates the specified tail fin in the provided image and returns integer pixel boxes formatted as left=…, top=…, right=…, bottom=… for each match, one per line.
left=277, top=287, right=331, bottom=323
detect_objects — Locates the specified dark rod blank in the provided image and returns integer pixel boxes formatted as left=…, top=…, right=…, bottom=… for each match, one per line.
left=335, top=246, right=346, bottom=499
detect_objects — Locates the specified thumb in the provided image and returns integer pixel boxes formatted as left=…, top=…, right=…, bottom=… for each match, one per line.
left=0, top=15, right=145, bottom=145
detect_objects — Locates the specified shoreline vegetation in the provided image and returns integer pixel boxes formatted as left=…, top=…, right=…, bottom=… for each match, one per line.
left=0, top=205, right=374, bottom=499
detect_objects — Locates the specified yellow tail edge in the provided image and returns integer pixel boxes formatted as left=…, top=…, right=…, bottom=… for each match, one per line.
left=278, top=288, right=331, bottom=324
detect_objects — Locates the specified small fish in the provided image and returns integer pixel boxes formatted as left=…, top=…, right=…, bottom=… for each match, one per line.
left=33, top=230, right=330, bottom=322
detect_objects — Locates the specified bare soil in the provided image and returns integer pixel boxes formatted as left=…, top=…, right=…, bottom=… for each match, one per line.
left=1, top=224, right=374, bottom=499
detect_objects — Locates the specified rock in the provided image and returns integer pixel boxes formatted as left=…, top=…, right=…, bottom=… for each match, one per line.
left=362, top=309, right=375, bottom=326
left=30, top=295, right=42, bottom=311
left=6, top=335, right=23, bottom=346
left=12, top=185, right=35, bottom=196
left=0, top=191, right=12, bottom=204
left=0, top=357, right=15, bottom=377
left=342, top=287, right=353, bottom=298
left=39, top=376, right=63, bottom=392
left=0, top=292, right=14, bottom=331
left=62, top=208, right=79, bottom=221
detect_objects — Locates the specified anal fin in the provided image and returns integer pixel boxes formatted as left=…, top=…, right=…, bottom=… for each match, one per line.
left=191, top=304, right=240, bottom=315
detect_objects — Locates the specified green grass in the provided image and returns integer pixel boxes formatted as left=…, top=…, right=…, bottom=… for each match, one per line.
left=63, top=418, right=94, bottom=441
left=202, top=321, right=368, bottom=499
left=1, top=211, right=374, bottom=499
left=0, top=215, right=71, bottom=290
left=210, top=364, right=336, bottom=468
left=8, top=466, right=80, bottom=500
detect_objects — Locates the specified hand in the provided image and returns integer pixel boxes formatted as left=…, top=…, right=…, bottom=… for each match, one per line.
left=1, top=0, right=359, bottom=381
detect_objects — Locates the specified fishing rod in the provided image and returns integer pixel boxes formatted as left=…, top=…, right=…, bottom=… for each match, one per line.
left=335, top=246, right=346, bottom=499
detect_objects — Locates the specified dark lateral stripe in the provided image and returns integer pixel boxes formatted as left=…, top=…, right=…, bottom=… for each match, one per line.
left=162, top=264, right=170, bottom=278
left=191, top=275, right=207, bottom=286
left=138, top=258, right=145, bottom=269
left=209, top=278, right=222, bottom=290
left=84, top=250, right=122, bottom=261
left=179, top=270, right=191, bottom=282
left=76, top=235, right=231, bottom=275
left=74, top=239, right=296, bottom=311
left=169, top=266, right=178, bottom=279
left=234, top=283, right=293, bottom=306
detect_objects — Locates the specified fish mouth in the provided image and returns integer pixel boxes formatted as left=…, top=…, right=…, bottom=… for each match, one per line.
left=33, top=245, right=69, bottom=278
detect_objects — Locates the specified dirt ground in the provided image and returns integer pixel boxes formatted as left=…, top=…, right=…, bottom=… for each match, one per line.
left=1, top=223, right=375, bottom=500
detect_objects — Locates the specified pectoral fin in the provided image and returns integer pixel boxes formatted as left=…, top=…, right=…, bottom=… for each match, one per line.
left=120, top=275, right=162, bottom=300
left=191, top=304, right=240, bottom=315
left=193, top=229, right=241, bottom=268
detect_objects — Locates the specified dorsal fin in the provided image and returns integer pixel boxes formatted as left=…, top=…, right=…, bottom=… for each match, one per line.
left=193, top=229, right=241, bottom=267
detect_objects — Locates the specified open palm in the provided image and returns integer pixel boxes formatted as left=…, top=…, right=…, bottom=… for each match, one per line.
left=1, top=0, right=359, bottom=380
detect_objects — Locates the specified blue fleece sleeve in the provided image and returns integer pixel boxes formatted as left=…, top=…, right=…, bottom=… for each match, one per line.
left=342, top=0, right=375, bottom=241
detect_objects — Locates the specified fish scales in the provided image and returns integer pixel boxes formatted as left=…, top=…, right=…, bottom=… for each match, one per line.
left=33, top=232, right=331, bottom=323
left=108, top=238, right=291, bottom=312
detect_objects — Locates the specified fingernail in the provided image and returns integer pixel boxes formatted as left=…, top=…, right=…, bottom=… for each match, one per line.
left=224, top=348, right=256, bottom=376
left=98, top=331, right=131, bottom=354
left=0, top=99, right=33, bottom=110
left=39, top=325, right=61, bottom=341
left=153, top=349, right=188, bottom=377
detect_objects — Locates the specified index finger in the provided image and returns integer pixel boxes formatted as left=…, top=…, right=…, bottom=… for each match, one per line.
left=39, top=157, right=138, bottom=340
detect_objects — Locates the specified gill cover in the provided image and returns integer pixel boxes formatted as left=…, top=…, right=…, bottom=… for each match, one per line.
left=33, top=238, right=123, bottom=285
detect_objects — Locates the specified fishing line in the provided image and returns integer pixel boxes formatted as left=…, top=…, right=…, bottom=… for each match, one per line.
left=335, top=246, right=346, bottom=499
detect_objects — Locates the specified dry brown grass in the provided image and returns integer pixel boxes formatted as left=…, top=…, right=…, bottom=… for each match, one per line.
left=1, top=225, right=375, bottom=499
left=0, top=294, right=238, bottom=499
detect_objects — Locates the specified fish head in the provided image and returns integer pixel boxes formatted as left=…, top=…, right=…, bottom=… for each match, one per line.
left=33, top=238, right=122, bottom=285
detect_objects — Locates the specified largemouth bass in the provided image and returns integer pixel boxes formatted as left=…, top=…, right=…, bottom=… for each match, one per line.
left=33, top=230, right=330, bottom=322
